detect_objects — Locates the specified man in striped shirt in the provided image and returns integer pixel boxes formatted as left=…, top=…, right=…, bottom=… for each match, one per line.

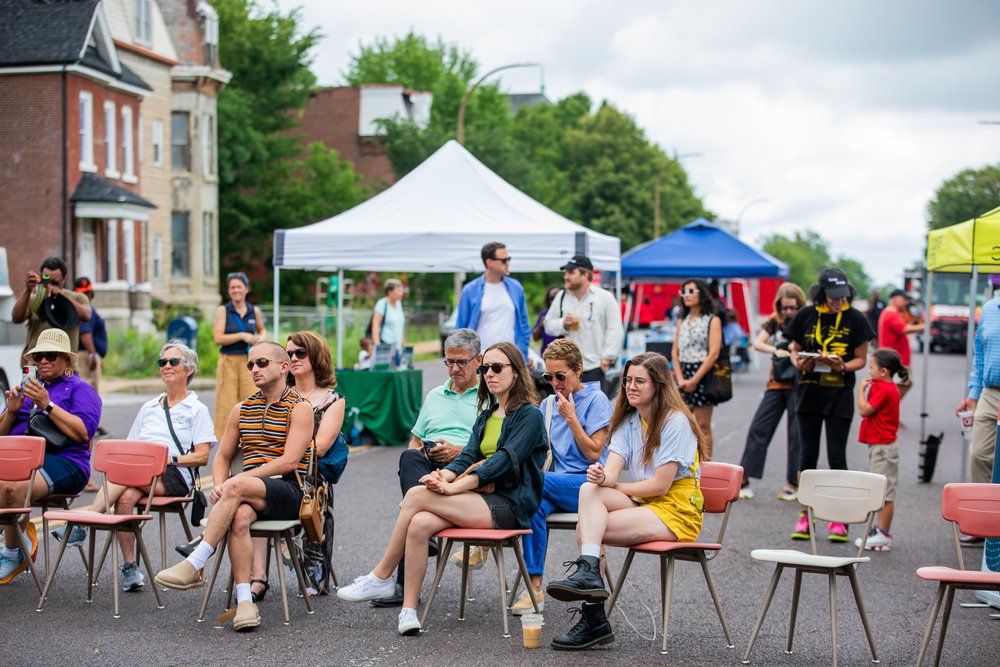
left=155, top=341, right=313, bottom=632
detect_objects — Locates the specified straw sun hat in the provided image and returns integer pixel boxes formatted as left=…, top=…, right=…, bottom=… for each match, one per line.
left=24, top=329, right=77, bottom=363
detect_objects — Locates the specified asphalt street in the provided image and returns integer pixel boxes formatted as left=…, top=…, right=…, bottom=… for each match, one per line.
left=3, top=351, right=998, bottom=666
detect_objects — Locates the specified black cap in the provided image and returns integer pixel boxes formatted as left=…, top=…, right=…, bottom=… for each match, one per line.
left=42, top=294, right=80, bottom=329
left=818, top=267, right=852, bottom=298
left=560, top=255, right=594, bottom=272
left=889, top=289, right=909, bottom=300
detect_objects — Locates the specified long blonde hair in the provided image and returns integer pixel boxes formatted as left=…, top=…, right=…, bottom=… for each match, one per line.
left=608, top=353, right=707, bottom=465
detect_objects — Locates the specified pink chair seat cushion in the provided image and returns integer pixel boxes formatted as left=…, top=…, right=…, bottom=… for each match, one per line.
left=916, top=566, right=1000, bottom=586
left=137, top=496, right=192, bottom=508
left=434, top=528, right=530, bottom=541
left=612, top=540, right=723, bottom=553
left=43, top=509, right=153, bottom=526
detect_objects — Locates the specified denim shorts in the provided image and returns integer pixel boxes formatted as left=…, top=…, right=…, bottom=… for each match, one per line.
left=39, top=453, right=89, bottom=495
left=479, top=493, right=518, bottom=530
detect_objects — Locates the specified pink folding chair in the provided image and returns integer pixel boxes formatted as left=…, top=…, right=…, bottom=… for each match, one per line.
left=0, top=436, right=46, bottom=593
left=37, top=440, right=169, bottom=618
left=915, top=483, right=1000, bottom=666
left=604, top=461, right=742, bottom=655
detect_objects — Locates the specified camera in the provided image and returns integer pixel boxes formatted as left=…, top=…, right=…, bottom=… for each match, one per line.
left=39, top=273, right=52, bottom=285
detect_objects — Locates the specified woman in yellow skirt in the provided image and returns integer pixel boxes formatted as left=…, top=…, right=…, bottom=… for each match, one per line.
left=212, top=272, right=265, bottom=440
left=546, top=352, right=706, bottom=650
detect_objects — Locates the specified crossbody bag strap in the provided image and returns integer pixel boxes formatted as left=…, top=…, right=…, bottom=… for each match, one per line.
left=542, top=395, right=555, bottom=472
left=162, top=397, right=199, bottom=492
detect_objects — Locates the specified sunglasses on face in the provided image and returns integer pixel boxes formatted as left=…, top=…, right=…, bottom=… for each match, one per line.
left=31, top=352, right=60, bottom=363
left=158, top=358, right=182, bottom=368
left=542, top=371, right=569, bottom=383
left=287, top=348, right=309, bottom=360
left=478, top=362, right=512, bottom=375
left=680, top=289, right=699, bottom=296
left=491, top=256, right=511, bottom=264
left=443, top=358, right=473, bottom=368
left=780, top=305, right=798, bottom=312
left=621, top=376, right=649, bottom=389
left=246, top=358, right=275, bottom=371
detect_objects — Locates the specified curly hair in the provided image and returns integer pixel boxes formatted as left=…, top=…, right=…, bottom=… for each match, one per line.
left=541, top=338, right=583, bottom=372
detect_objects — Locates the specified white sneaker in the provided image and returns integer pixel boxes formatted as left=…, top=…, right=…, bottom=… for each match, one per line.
left=855, top=527, right=892, bottom=552
left=739, top=485, right=755, bottom=500
left=398, top=607, right=421, bottom=636
left=337, top=572, right=395, bottom=602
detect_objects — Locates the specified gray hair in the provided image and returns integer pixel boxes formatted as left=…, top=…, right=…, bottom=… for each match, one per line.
left=160, top=340, right=199, bottom=385
left=384, top=278, right=403, bottom=295
left=444, top=328, right=481, bottom=357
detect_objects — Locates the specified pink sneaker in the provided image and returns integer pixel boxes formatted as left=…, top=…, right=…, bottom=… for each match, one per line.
left=828, top=522, right=849, bottom=542
left=790, top=511, right=811, bottom=540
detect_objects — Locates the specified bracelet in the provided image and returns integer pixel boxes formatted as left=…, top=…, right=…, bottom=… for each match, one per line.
left=600, top=471, right=607, bottom=486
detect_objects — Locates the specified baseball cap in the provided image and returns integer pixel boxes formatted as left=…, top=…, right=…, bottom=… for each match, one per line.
left=560, top=255, right=594, bottom=272
left=818, top=268, right=852, bottom=298
left=74, top=277, right=94, bottom=293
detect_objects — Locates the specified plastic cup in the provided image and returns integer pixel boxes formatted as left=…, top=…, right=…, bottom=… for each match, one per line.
left=958, top=410, right=975, bottom=438
left=521, top=613, right=543, bottom=649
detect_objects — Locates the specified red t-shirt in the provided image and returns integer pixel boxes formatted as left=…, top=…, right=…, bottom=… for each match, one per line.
left=859, top=379, right=899, bottom=445
left=878, top=308, right=911, bottom=366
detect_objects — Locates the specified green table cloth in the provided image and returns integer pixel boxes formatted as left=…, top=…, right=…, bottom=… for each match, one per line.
left=336, top=368, right=422, bottom=446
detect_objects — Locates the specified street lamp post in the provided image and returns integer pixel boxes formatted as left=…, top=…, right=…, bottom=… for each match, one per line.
left=735, top=198, right=769, bottom=230
left=457, top=62, right=542, bottom=145
left=653, top=152, right=702, bottom=238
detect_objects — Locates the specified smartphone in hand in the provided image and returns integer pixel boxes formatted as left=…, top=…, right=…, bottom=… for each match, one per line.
left=421, top=439, right=438, bottom=456
left=21, top=365, right=38, bottom=387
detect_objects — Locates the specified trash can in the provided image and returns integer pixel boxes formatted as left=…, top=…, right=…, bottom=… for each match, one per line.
left=166, top=317, right=198, bottom=351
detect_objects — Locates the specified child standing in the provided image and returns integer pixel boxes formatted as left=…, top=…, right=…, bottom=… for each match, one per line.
left=356, top=337, right=374, bottom=370
left=855, top=349, right=906, bottom=551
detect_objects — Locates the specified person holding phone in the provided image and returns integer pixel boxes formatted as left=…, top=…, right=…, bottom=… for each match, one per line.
left=10, top=257, right=91, bottom=355
left=785, top=268, right=875, bottom=542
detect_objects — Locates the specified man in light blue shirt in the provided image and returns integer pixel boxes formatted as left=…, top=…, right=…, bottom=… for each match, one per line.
left=956, top=292, right=1000, bottom=490
left=456, top=241, right=530, bottom=361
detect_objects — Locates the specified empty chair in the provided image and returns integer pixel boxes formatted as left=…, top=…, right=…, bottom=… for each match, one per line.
left=0, top=436, right=46, bottom=593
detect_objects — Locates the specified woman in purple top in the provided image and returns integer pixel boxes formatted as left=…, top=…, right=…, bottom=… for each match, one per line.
left=0, top=328, right=101, bottom=584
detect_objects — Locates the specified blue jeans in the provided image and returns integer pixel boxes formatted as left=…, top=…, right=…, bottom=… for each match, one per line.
left=523, top=472, right=587, bottom=576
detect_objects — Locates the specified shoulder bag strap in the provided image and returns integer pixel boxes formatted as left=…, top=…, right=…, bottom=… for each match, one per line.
left=542, top=396, right=555, bottom=472
left=162, top=397, right=199, bottom=493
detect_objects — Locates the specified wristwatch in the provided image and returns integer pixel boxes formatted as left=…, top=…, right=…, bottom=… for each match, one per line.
left=171, top=456, right=179, bottom=465
left=43, top=402, right=55, bottom=415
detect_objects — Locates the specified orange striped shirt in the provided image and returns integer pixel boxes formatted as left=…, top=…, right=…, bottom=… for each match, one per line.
left=239, top=387, right=310, bottom=476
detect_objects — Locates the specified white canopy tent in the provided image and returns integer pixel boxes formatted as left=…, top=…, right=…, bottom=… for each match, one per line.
left=272, top=140, right=621, bottom=364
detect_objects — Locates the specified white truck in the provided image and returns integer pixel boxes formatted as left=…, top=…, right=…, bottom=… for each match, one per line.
left=0, top=248, right=27, bottom=392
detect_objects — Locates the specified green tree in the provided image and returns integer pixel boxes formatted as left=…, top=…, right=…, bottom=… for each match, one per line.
left=760, top=231, right=873, bottom=298
left=216, top=0, right=364, bottom=301
left=927, top=164, right=1000, bottom=230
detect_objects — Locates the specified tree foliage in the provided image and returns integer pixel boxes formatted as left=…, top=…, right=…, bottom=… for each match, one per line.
left=760, top=231, right=873, bottom=299
left=927, top=164, right=1000, bottom=230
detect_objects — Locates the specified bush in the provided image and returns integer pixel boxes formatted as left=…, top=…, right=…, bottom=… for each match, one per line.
left=103, top=329, right=166, bottom=379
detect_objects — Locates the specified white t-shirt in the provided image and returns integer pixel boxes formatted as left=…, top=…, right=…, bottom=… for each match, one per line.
left=127, top=391, right=217, bottom=489
left=477, top=280, right=516, bottom=351
left=609, top=411, right=699, bottom=482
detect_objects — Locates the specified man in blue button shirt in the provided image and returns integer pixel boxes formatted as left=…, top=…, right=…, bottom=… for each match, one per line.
left=956, top=290, right=1000, bottom=498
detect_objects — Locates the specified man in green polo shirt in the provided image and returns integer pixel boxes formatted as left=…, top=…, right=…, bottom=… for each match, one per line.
left=371, top=328, right=483, bottom=607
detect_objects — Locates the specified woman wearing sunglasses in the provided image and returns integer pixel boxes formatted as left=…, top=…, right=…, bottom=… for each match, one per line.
left=213, top=271, right=266, bottom=440
left=338, top=341, right=548, bottom=637
left=509, top=338, right=612, bottom=615
left=0, top=329, right=102, bottom=584
left=52, top=341, right=215, bottom=591
left=546, top=352, right=706, bottom=650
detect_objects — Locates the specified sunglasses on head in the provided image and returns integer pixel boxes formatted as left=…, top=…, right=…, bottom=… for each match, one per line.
left=158, top=357, right=182, bottom=368
left=227, top=272, right=249, bottom=285
left=443, top=358, right=473, bottom=368
left=287, top=348, right=309, bottom=360
left=246, top=358, right=275, bottom=371
left=478, top=362, right=512, bottom=375
left=491, top=256, right=511, bottom=264
left=541, top=371, right=569, bottom=383
left=31, top=352, right=60, bottom=363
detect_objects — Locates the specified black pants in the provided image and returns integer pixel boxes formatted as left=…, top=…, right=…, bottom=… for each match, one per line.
left=395, top=448, right=441, bottom=586
left=739, top=388, right=800, bottom=486
left=796, top=411, right=852, bottom=473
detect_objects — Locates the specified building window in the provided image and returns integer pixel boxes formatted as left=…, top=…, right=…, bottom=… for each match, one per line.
left=121, top=106, right=135, bottom=180
left=106, top=219, right=119, bottom=281
left=135, top=0, right=152, bottom=43
left=197, top=0, right=219, bottom=65
left=171, top=212, right=190, bottom=278
left=79, top=92, right=94, bottom=171
left=137, top=114, right=144, bottom=165
left=202, top=211, right=214, bottom=277
left=171, top=112, right=189, bottom=171
left=152, top=234, right=162, bottom=281
left=123, top=219, right=136, bottom=284
left=202, top=113, right=215, bottom=176
left=104, top=101, right=118, bottom=177
left=152, top=119, right=163, bottom=166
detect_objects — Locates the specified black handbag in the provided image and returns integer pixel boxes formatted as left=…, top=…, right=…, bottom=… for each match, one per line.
left=772, top=341, right=798, bottom=383
left=701, top=357, right=733, bottom=404
left=27, top=410, right=71, bottom=451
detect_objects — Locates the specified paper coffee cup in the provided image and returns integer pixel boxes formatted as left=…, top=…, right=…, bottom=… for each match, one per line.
left=958, top=410, right=974, bottom=437
left=521, top=613, right=543, bottom=649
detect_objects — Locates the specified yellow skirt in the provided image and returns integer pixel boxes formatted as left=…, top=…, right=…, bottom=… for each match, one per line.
left=632, top=477, right=704, bottom=542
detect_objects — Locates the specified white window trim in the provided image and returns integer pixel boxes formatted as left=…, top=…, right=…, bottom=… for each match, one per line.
left=151, top=119, right=163, bottom=167
left=201, top=112, right=216, bottom=177
left=152, top=234, right=162, bottom=281
left=135, top=0, right=152, bottom=45
left=137, top=113, right=144, bottom=165
left=79, top=91, right=95, bottom=172
left=107, top=219, right=119, bottom=282
left=123, top=219, right=136, bottom=284
left=104, top=101, right=119, bottom=178
left=121, top=105, right=136, bottom=181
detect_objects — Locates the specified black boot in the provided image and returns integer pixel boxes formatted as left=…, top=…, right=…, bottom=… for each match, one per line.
left=372, top=561, right=405, bottom=607
left=551, top=602, right=615, bottom=650
left=546, top=556, right=607, bottom=602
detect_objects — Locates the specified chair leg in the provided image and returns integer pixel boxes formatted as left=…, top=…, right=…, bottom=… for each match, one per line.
left=42, top=512, right=51, bottom=573
left=458, top=543, right=471, bottom=620
left=159, top=512, right=167, bottom=572
left=511, top=537, right=540, bottom=614
left=741, top=565, right=784, bottom=664
left=87, top=528, right=99, bottom=603
left=10, top=523, right=44, bottom=595
left=932, top=586, right=956, bottom=667
left=420, top=538, right=454, bottom=628
left=828, top=572, right=838, bottom=667
left=846, top=566, right=879, bottom=663
left=272, top=534, right=292, bottom=625
left=604, top=550, right=618, bottom=600
left=606, top=549, right=637, bottom=614
left=916, top=583, right=946, bottom=667
left=111, top=528, right=121, bottom=619
left=660, top=557, right=676, bottom=655
left=507, top=568, right=523, bottom=608
left=283, top=529, right=314, bottom=614
left=178, top=510, right=194, bottom=542
left=37, top=523, right=73, bottom=611
left=197, top=535, right=227, bottom=623
left=94, top=529, right=114, bottom=581
left=493, top=545, right=511, bottom=638
left=134, top=524, right=164, bottom=610
left=787, top=569, right=803, bottom=653
left=699, top=551, right=734, bottom=649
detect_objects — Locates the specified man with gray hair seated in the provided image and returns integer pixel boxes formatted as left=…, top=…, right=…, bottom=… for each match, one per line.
left=369, top=328, right=484, bottom=607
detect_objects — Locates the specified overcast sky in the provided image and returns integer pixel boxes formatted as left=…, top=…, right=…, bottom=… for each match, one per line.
left=275, top=0, right=1000, bottom=286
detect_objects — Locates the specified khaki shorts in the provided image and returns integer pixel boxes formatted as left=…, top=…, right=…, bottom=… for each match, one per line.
left=868, top=442, right=899, bottom=502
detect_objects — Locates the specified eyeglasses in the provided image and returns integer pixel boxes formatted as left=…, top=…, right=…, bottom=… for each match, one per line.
left=287, top=348, right=309, bottom=360
left=621, top=376, right=649, bottom=389
left=158, top=358, right=182, bottom=368
left=31, top=352, right=60, bottom=363
left=478, top=362, right=512, bottom=375
left=246, top=358, right=275, bottom=371
left=680, top=289, right=699, bottom=296
left=227, top=271, right=249, bottom=285
left=780, top=306, right=799, bottom=312
left=443, top=358, right=473, bottom=368
left=491, top=256, right=512, bottom=264
left=541, top=372, right=569, bottom=383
